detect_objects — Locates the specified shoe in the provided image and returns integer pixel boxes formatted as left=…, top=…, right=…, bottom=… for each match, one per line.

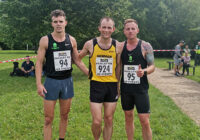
left=175, top=72, right=180, bottom=76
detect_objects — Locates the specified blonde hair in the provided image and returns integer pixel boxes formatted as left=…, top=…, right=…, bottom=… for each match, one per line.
left=124, top=19, right=138, bottom=27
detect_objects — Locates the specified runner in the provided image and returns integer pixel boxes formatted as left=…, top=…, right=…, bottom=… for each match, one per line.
left=117, top=18, right=155, bottom=140
left=35, top=9, right=88, bottom=140
left=79, top=17, right=121, bottom=140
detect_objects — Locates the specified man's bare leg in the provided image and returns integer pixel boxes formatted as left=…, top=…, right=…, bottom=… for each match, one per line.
left=90, top=102, right=103, bottom=140
left=59, top=98, right=72, bottom=139
left=44, top=100, right=56, bottom=140
left=124, top=110, right=134, bottom=140
left=103, top=102, right=117, bottom=140
left=138, top=114, right=152, bottom=140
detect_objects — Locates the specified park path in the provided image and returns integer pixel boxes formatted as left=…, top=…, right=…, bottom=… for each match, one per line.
left=148, top=68, right=200, bottom=126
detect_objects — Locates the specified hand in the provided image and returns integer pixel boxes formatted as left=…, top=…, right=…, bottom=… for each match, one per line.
left=136, top=64, right=144, bottom=77
left=37, top=84, right=47, bottom=98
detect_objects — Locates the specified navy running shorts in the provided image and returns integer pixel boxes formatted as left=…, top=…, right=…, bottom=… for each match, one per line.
left=44, top=76, right=74, bottom=100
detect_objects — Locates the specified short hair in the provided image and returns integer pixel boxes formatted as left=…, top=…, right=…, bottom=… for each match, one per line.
left=50, top=9, right=66, bottom=18
left=99, top=17, right=115, bottom=27
left=124, top=19, right=138, bottom=27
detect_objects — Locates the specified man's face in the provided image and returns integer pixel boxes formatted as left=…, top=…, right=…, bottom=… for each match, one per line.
left=98, top=19, right=115, bottom=39
left=26, top=57, right=30, bottom=62
left=51, top=16, right=67, bottom=33
left=198, top=42, right=200, bottom=46
left=180, top=43, right=184, bottom=46
left=123, top=22, right=139, bottom=40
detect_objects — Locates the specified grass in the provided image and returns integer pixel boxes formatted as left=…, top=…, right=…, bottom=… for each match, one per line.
left=155, top=57, right=200, bottom=83
left=0, top=51, right=200, bottom=140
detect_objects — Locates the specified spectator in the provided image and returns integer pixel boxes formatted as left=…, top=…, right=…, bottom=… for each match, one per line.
left=21, top=56, right=35, bottom=77
left=173, top=40, right=184, bottom=76
left=182, top=52, right=191, bottom=76
left=195, top=41, right=200, bottom=66
left=183, top=45, right=191, bottom=56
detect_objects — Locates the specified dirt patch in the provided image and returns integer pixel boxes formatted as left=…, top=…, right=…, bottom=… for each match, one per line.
left=148, top=68, right=200, bottom=126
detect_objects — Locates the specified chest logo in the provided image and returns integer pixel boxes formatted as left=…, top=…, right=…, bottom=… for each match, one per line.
left=128, top=55, right=134, bottom=62
left=52, top=43, right=59, bottom=50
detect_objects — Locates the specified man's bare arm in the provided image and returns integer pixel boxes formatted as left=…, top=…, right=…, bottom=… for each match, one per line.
left=141, top=42, right=155, bottom=75
left=116, top=41, right=124, bottom=81
left=79, top=40, right=92, bottom=59
left=71, top=36, right=89, bottom=76
left=36, top=36, right=48, bottom=97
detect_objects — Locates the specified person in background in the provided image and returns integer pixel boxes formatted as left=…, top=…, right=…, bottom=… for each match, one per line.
left=173, top=40, right=185, bottom=76
left=21, top=56, right=35, bottom=77
left=195, top=41, right=200, bottom=66
left=183, top=45, right=191, bottom=56
left=182, top=52, right=191, bottom=76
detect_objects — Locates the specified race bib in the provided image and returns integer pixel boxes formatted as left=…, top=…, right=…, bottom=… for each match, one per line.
left=96, top=57, right=113, bottom=76
left=124, top=65, right=140, bottom=84
left=53, top=50, right=71, bottom=71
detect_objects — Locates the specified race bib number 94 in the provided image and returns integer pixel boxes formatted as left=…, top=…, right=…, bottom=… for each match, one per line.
left=53, top=50, right=71, bottom=71
left=124, top=65, right=140, bottom=84
left=96, top=57, right=113, bottom=76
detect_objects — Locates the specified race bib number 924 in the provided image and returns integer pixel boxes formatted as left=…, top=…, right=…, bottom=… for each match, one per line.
left=96, top=57, right=113, bottom=76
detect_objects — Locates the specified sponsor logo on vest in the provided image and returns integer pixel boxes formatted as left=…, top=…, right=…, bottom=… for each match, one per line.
left=65, top=44, right=70, bottom=47
left=52, top=42, right=59, bottom=50
left=128, top=55, right=134, bottom=62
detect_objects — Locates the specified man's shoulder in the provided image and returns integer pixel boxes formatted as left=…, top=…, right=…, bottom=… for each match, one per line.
left=140, top=39, right=153, bottom=50
left=141, top=39, right=151, bottom=46
left=30, top=61, right=34, bottom=64
left=40, top=35, right=48, bottom=44
left=84, top=39, right=94, bottom=47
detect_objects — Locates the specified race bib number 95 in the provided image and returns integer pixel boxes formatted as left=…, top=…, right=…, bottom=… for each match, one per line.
left=124, top=65, right=140, bottom=84
left=96, top=57, right=113, bottom=76
left=53, top=50, right=71, bottom=71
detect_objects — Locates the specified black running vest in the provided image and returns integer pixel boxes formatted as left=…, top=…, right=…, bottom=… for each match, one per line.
left=120, top=40, right=149, bottom=93
left=45, top=34, right=73, bottom=79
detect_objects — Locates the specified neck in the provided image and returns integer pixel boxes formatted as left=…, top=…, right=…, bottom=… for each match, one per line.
left=52, top=31, right=65, bottom=42
left=127, top=38, right=138, bottom=45
left=99, top=37, right=111, bottom=44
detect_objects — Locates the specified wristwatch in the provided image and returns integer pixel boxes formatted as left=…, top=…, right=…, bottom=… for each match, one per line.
left=144, top=70, right=147, bottom=76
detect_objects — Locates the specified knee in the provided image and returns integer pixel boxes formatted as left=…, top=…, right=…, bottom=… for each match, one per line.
left=140, top=118, right=150, bottom=129
left=93, top=118, right=102, bottom=127
left=60, top=111, right=70, bottom=121
left=44, top=116, right=54, bottom=126
left=104, top=115, right=113, bottom=126
left=125, top=112, right=133, bottom=123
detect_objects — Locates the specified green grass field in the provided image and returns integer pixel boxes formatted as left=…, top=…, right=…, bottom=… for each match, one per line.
left=0, top=51, right=200, bottom=140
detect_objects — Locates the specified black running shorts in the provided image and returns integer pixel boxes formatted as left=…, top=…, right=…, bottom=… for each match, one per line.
left=90, top=80, right=118, bottom=103
left=121, top=90, right=150, bottom=113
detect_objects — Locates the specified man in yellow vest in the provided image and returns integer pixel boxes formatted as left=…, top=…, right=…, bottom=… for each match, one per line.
left=79, top=17, right=121, bottom=140
left=195, top=41, right=200, bottom=66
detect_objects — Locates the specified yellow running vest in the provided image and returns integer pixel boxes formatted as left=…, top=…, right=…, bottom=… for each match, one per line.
left=89, top=38, right=118, bottom=82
